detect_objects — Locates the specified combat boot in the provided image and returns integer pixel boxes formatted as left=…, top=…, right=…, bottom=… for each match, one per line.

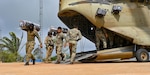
left=69, top=62, right=73, bottom=64
left=61, top=53, right=65, bottom=61
left=45, top=60, right=52, bottom=63
left=62, top=55, right=64, bottom=61
left=24, top=62, right=29, bottom=66
left=55, top=61, right=60, bottom=64
left=32, top=59, right=35, bottom=65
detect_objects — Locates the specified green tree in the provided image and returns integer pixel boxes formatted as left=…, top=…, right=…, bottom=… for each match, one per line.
left=0, top=32, right=24, bottom=62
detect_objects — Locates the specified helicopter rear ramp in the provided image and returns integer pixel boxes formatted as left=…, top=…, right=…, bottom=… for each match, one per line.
left=74, top=46, right=134, bottom=63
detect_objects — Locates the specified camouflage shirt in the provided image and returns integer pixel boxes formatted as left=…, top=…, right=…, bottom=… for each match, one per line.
left=44, top=36, right=54, bottom=47
left=55, top=32, right=66, bottom=46
left=66, top=28, right=82, bottom=42
left=27, top=30, right=42, bottom=44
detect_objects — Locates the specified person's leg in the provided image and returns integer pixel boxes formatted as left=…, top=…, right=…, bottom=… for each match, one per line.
left=25, top=42, right=29, bottom=65
left=108, top=34, right=114, bottom=48
left=45, top=46, right=51, bottom=63
left=49, top=46, right=53, bottom=62
left=69, top=43, right=73, bottom=57
left=56, top=46, right=62, bottom=64
left=30, top=42, right=35, bottom=65
left=100, top=33, right=107, bottom=49
left=102, top=39, right=107, bottom=48
left=60, top=53, right=65, bottom=61
left=70, top=43, right=77, bottom=64
left=25, top=42, right=35, bottom=65
left=95, top=34, right=100, bottom=50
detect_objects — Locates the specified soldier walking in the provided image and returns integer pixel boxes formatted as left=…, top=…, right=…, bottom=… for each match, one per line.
left=22, top=24, right=43, bottom=66
left=65, top=25, right=82, bottom=64
left=44, top=32, right=54, bottom=63
left=95, top=27, right=107, bottom=50
left=55, top=27, right=65, bottom=64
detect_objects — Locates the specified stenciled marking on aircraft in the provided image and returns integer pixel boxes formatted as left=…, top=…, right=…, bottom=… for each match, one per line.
left=69, top=0, right=113, bottom=5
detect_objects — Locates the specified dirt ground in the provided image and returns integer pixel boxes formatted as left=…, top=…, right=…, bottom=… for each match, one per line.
left=0, top=62, right=150, bottom=75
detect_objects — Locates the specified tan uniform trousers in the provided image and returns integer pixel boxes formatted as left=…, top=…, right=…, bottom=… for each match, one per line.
left=56, top=45, right=64, bottom=62
left=69, top=41, right=77, bottom=63
left=95, top=31, right=107, bottom=50
left=45, top=46, right=53, bottom=62
left=26, top=41, right=35, bottom=62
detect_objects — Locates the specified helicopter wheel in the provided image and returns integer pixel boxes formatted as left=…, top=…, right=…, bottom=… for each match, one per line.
left=135, top=48, right=149, bottom=62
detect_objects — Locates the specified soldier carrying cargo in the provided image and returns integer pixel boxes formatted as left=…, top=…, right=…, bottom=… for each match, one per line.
left=20, top=20, right=43, bottom=66
left=44, top=32, right=54, bottom=63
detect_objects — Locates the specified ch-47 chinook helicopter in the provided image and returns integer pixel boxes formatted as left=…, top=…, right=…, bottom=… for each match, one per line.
left=58, top=0, right=150, bottom=62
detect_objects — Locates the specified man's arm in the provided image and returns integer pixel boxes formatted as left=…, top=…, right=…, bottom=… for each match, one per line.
left=63, top=32, right=69, bottom=47
left=78, top=30, right=82, bottom=41
left=34, top=30, right=43, bottom=48
left=65, top=31, right=70, bottom=43
left=44, top=37, right=49, bottom=47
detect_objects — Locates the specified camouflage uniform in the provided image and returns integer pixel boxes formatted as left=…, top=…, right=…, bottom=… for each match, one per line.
left=95, top=27, right=107, bottom=50
left=66, top=28, right=82, bottom=63
left=55, top=32, right=65, bottom=63
left=44, top=36, right=54, bottom=63
left=26, top=30, right=42, bottom=63
left=106, top=30, right=114, bottom=48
